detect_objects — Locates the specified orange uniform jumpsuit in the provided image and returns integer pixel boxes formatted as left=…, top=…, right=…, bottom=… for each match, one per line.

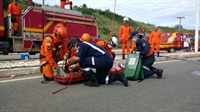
left=53, top=23, right=67, bottom=33
left=60, top=0, right=72, bottom=9
left=151, top=30, right=162, bottom=52
left=96, top=40, right=115, bottom=59
left=7, top=2, right=22, bottom=33
left=40, top=34, right=69, bottom=79
left=147, top=32, right=152, bottom=45
left=131, top=27, right=140, bottom=52
left=118, top=24, right=132, bottom=55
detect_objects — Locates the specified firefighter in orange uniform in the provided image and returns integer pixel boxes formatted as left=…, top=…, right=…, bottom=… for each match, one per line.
left=147, top=30, right=152, bottom=45
left=131, top=27, right=140, bottom=53
left=7, top=0, right=22, bottom=36
left=39, top=26, right=69, bottom=82
left=80, top=33, right=91, bottom=42
left=151, top=25, right=162, bottom=57
left=53, top=19, right=66, bottom=32
left=60, top=0, right=73, bottom=10
left=96, top=37, right=118, bottom=60
left=118, top=17, right=132, bottom=59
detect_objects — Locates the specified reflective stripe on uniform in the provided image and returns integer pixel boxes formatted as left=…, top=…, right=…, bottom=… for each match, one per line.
left=105, top=75, right=109, bottom=84
left=83, top=41, right=105, bottom=54
left=143, top=66, right=150, bottom=71
left=91, top=56, right=95, bottom=65
left=40, top=61, right=47, bottom=66
left=82, top=67, right=90, bottom=71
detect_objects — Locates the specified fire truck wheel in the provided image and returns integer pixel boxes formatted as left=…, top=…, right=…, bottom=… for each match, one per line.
left=167, top=48, right=176, bottom=53
left=3, top=49, right=9, bottom=55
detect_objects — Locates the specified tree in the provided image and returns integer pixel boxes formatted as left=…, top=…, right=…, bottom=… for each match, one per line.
left=3, top=0, right=13, bottom=10
left=54, top=5, right=59, bottom=7
left=83, top=4, right=87, bottom=8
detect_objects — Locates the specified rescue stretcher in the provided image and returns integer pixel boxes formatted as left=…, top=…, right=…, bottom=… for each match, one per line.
left=54, top=62, right=125, bottom=84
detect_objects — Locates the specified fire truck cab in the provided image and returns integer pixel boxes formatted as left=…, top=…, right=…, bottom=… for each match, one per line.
left=0, top=1, right=98, bottom=55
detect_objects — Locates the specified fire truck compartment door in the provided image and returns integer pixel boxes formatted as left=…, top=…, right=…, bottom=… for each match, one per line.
left=67, top=24, right=85, bottom=37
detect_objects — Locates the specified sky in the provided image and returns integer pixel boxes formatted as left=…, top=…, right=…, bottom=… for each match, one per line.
left=33, top=0, right=200, bottom=30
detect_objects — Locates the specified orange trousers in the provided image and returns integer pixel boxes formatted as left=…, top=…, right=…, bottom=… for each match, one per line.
left=131, top=41, right=136, bottom=51
left=60, top=1, right=72, bottom=9
left=121, top=40, right=130, bottom=54
left=13, top=16, right=20, bottom=32
left=41, top=63, right=54, bottom=79
left=151, top=43, right=160, bottom=52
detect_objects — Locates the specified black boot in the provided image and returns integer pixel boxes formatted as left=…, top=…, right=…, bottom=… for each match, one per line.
left=152, top=66, right=163, bottom=79
left=84, top=74, right=99, bottom=87
left=156, top=69, right=163, bottom=79
left=14, top=31, right=18, bottom=37
left=131, top=51, right=133, bottom=54
left=110, top=72, right=128, bottom=87
left=70, top=1, right=73, bottom=10
left=122, top=54, right=125, bottom=60
left=157, top=52, right=159, bottom=57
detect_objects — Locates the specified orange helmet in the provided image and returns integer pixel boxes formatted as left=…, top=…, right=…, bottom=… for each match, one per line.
left=59, top=19, right=65, bottom=24
left=54, top=26, right=67, bottom=42
left=81, top=33, right=90, bottom=42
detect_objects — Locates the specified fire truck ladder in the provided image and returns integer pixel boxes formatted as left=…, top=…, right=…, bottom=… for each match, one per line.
left=45, top=12, right=95, bottom=26
left=27, top=33, right=40, bottom=54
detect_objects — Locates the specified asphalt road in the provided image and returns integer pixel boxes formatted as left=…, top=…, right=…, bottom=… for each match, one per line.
left=0, top=59, right=200, bottom=112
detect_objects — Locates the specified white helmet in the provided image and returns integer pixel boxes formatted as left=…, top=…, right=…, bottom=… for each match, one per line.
left=154, top=25, right=158, bottom=29
left=123, top=17, right=129, bottom=21
left=109, top=37, right=118, bottom=47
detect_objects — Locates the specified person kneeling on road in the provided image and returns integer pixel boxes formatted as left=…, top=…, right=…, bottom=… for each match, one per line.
left=39, top=26, right=69, bottom=83
left=96, top=36, right=118, bottom=60
left=130, top=32, right=163, bottom=79
left=66, top=37, right=128, bottom=87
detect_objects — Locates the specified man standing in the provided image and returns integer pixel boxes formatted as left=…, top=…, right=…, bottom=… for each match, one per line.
left=60, top=0, right=73, bottom=10
left=151, top=25, right=162, bottom=57
left=7, top=0, right=22, bottom=36
left=147, top=30, right=152, bottom=45
left=131, top=27, right=140, bottom=53
left=118, top=17, right=132, bottom=59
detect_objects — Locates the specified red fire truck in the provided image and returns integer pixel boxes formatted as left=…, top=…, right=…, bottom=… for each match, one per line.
left=159, top=32, right=184, bottom=53
left=0, top=0, right=99, bottom=55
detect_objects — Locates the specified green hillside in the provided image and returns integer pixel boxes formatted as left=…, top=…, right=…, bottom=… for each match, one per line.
left=3, top=0, right=195, bottom=40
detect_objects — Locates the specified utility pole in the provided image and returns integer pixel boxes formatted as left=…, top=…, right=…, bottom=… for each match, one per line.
left=194, top=0, right=199, bottom=52
left=42, top=0, right=45, bottom=6
left=176, top=17, right=185, bottom=32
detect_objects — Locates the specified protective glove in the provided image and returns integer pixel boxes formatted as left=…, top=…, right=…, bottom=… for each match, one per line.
left=134, top=51, right=140, bottom=54
left=8, top=14, right=11, bottom=17
left=64, top=54, right=69, bottom=61
left=53, top=66, right=60, bottom=76
left=69, top=64, right=77, bottom=71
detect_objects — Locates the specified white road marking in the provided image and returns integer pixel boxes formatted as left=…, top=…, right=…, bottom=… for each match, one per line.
left=155, top=60, right=181, bottom=64
left=0, top=76, right=42, bottom=83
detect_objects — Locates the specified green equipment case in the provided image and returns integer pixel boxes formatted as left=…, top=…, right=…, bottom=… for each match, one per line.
left=124, top=53, right=144, bottom=80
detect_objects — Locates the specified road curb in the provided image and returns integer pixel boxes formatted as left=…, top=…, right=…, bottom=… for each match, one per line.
left=0, top=52, right=200, bottom=78
left=0, top=67, right=40, bottom=78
